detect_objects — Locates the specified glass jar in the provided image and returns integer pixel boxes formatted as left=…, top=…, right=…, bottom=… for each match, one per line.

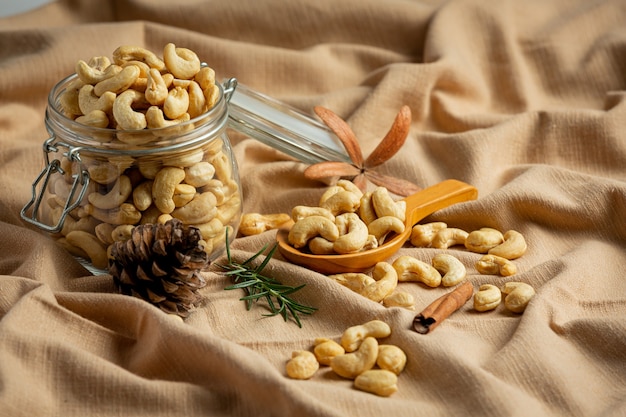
left=21, top=74, right=242, bottom=273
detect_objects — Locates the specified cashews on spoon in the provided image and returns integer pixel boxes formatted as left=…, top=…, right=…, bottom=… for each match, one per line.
left=276, top=179, right=478, bottom=274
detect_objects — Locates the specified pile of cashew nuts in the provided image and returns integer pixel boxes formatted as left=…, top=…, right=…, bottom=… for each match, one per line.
left=47, top=45, right=241, bottom=269
left=285, top=320, right=406, bottom=397
left=60, top=43, right=219, bottom=133
left=240, top=186, right=536, bottom=314
left=243, top=179, right=406, bottom=254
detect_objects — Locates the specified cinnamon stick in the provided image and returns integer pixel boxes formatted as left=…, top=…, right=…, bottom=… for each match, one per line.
left=413, top=281, right=474, bottom=334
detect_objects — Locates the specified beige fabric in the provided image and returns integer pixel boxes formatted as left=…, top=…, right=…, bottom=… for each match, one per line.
left=1, top=0, right=626, bottom=415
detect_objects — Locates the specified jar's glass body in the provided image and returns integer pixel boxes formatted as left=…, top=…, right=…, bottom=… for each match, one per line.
left=26, top=74, right=242, bottom=272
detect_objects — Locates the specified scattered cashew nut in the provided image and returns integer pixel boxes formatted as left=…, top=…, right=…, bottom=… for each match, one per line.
left=392, top=255, right=442, bottom=288
left=285, top=350, right=319, bottom=380
left=376, top=345, right=407, bottom=375
left=488, top=230, right=527, bottom=260
left=239, top=212, right=292, bottom=236
left=476, top=254, right=517, bottom=276
left=354, top=369, right=398, bottom=397
left=432, top=253, right=466, bottom=287
left=331, top=336, right=379, bottom=379
left=341, top=319, right=391, bottom=352
left=431, top=227, right=469, bottom=249
left=465, top=228, right=504, bottom=253
left=313, top=338, right=345, bottom=366
left=410, top=221, right=447, bottom=247
left=501, top=282, right=535, bottom=313
left=473, top=284, right=502, bottom=312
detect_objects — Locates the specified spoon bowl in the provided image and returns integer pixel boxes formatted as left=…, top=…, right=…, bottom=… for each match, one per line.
left=276, top=179, right=478, bottom=274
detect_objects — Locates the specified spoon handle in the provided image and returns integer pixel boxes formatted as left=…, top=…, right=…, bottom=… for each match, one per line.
left=404, top=180, right=478, bottom=226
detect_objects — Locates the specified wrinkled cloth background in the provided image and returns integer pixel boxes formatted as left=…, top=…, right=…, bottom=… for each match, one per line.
left=1, top=1, right=625, bottom=416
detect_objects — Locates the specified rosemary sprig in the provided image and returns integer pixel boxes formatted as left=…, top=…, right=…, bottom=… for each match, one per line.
left=217, top=230, right=317, bottom=327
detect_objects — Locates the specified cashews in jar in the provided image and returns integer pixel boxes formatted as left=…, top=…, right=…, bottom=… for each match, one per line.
left=25, top=44, right=242, bottom=270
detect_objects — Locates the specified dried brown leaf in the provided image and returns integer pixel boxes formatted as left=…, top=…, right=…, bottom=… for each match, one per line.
left=364, top=105, right=412, bottom=169
left=314, top=106, right=364, bottom=167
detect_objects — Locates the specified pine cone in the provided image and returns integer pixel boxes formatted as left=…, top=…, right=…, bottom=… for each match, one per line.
left=108, top=219, right=209, bottom=317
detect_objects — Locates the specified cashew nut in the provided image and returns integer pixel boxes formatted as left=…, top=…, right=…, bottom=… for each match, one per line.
left=488, top=230, right=527, bottom=260
left=331, top=337, right=379, bottom=379
left=78, top=84, right=116, bottom=115
left=163, top=86, right=190, bottom=120
left=146, top=106, right=190, bottom=129
left=327, top=272, right=375, bottom=293
left=501, top=282, right=535, bottom=313
left=465, top=228, right=505, bottom=253
left=59, top=77, right=85, bottom=117
left=285, top=350, right=319, bottom=380
left=358, top=192, right=377, bottom=225
left=152, top=167, right=186, bottom=214
left=171, top=192, right=217, bottom=224
left=336, top=179, right=364, bottom=198
left=410, top=222, right=447, bottom=247
left=359, top=262, right=398, bottom=303
left=192, top=218, right=224, bottom=240
left=354, top=369, right=398, bottom=397
left=112, top=45, right=165, bottom=71
left=112, top=88, right=147, bottom=130
left=319, top=185, right=342, bottom=205
left=239, top=213, right=292, bottom=236
left=163, top=43, right=201, bottom=80
left=432, top=253, right=466, bottom=287
left=132, top=180, right=153, bottom=211
left=172, top=183, right=197, bottom=207
left=110, top=224, right=134, bottom=242
left=473, top=284, right=502, bottom=312
left=372, top=187, right=405, bottom=221
left=143, top=69, right=168, bottom=107
left=313, top=338, right=345, bottom=366
left=94, top=64, right=140, bottom=96
left=166, top=148, right=205, bottom=169
left=341, top=320, right=391, bottom=352
left=334, top=213, right=369, bottom=254
left=94, top=222, right=115, bottom=246
left=87, top=174, right=132, bottom=210
left=431, top=227, right=469, bottom=249
left=321, top=190, right=361, bottom=216
left=476, top=254, right=517, bottom=276
left=288, top=215, right=339, bottom=249
left=187, top=80, right=206, bottom=118
left=75, top=58, right=114, bottom=84
left=382, top=290, right=415, bottom=310
left=376, top=345, right=407, bottom=375
left=84, top=203, right=142, bottom=225
left=75, top=110, right=110, bottom=128
left=291, top=206, right=334, bottom=223
left=194, top=66, right=216, bottom=90
left=367, top=216, right=405, bottom=245
left=65, top=230, right=108, bottom=269
left=392, top=255, right=442, bottom=287
left=184, top=161, right=216, bottom=188
left=208, top=151, right=233, bottom=182
left=308, top=237, right=336, bottom=254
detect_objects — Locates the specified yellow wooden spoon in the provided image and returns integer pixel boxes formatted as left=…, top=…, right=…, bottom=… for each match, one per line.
left=276, top=179, right=478, bottom=274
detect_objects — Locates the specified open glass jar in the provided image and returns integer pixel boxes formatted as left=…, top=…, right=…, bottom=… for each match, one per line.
left=22, top=74, right=243, bottom=273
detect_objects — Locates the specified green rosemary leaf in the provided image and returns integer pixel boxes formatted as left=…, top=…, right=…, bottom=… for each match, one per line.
left=217, top=230, right=317, bottom=328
